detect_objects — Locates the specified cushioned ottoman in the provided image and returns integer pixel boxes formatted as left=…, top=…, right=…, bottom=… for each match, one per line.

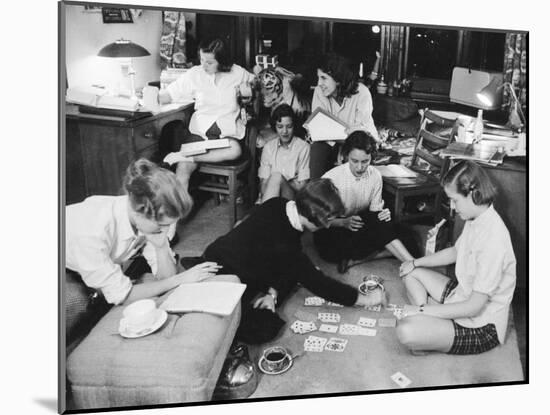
left=67, top=275, right=241, bottom=410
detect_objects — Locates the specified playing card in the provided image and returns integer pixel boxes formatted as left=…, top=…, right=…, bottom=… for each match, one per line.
left=304, top=335, right=328, bottom=352
left=358, top=327, right=377, bottom=336
left=391, top=372, right=412, bottom=388
left=319, top=324, right=338, bottom=333
left=393, top=308, right=405, bottom=320
left=339, top=323, right=360, bottom=335
left=357, top=317, right=377, bottom=328
left=366, top=304, right=382, bottom=312
left=305, top=296, right=325, bottom=306
left=386, top=303, right=399, bottom=311
left=325, top=337, right=348, bottom=352
left=327, top=301, right=344, bottom=307
left=290, top=320, right=316, bottom=334
left=293, top=309, right=318, bottom=322
left=318, top=312, right=341, bottom=323
left=378, top=318, right=397, bottom=328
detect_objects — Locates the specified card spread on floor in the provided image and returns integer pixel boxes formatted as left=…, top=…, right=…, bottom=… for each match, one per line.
left=393, top=308, right=405, bottom=320
left=305, top=296, right=325, bottom=306
left=290, top=320, right=317, bottom=334
left=293, top=309, right=318, bottom=322
left=318, top=312, right=341, bottom=323
left=327, top=301, right=344, bottom=307
left=339, top=323, right=360, bottom=335
left=319, top=323, right=339, bottom=333
left=391, top=372, right=412, bottom=388
left=366, top=304, right=382, bottom=312
left=357, top=317, right=377, bottom=328
left=325, top=337, right=348, bottom=352
left=304, top=335, right=328, bottom=352
left=358, top=327, right=377, bottom=336
left=378, top=318, right=397, bottom=328
left=386, top=303, right=399, bottom=311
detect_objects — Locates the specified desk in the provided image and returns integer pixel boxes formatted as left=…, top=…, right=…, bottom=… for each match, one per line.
left=65, top=103, right=193, bottom=204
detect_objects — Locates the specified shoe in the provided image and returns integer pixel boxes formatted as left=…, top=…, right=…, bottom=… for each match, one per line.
left=337, top=259, right=349, bottom=274
left=180, top=256, right=204, bottom=270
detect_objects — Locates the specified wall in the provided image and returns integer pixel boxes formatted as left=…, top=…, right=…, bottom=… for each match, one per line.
left=65, top=4, right=163, bottom=93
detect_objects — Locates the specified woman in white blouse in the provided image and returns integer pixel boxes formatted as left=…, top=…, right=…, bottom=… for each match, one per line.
left=314, top=131, right=413, bottom=273
left=158, top=38, right=256, bottom=191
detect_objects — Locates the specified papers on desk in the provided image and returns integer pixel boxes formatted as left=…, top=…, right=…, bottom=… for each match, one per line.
left=304, top=108, right=348, bottom=142
left=66, top=86, right=139, bottom=111
left=375, top=164, right=418, bottom=178
left=160, top=280, right=246, bottom=316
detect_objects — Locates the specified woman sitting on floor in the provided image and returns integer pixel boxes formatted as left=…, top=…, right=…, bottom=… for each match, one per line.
left=65, top=159, right=220, bottom=343
left=397, top=160, right=516, bottom=355
left=257, top=104, right=310, bottom=203
left=314, top=131, right=414, bottom=273
left=183, top=179, right=381, bottom=344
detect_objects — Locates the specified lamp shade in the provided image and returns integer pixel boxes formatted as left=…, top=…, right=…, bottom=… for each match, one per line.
left=97, top=39, right=150, bottom=58
left=477, top=76, right=504, bottom=108
left=449, top=67, right=503, bottom=110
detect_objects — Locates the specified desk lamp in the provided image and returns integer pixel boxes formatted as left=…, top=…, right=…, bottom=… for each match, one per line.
left=477, top=78, right=526, bottom=130
left=98, top=39, right=150, bottom=100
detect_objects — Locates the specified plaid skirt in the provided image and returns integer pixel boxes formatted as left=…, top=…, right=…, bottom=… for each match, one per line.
left=441, top=279, right=501, bottom=355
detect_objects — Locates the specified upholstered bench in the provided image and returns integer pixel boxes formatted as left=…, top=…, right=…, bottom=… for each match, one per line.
left=67, top=275, right=241, bottom=410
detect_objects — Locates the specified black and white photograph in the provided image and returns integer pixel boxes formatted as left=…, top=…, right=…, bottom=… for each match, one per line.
left=7, top=0, right=541, bottom=414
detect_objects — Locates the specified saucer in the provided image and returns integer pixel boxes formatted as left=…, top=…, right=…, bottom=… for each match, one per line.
left=258, top=354, right=293, bottom=375
left=119, top=309, right=168, bottom=339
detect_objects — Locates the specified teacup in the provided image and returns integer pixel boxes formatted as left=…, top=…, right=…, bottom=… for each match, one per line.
left=122, top=299, right=158, bottom=332
left=261, top=346, right=290, bottom=372
left=358, top=280, right=382, bottom=295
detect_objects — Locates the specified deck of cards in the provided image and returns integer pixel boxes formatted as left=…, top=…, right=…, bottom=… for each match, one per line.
left=291, top=320, right=317, bottom=334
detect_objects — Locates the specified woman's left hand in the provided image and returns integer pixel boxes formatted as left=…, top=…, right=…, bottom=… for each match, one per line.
left=402, top=304, right=421, bottom=318
left=252, top=294, right=276, bottom=312
left=377, top=208, right=391, bottom=222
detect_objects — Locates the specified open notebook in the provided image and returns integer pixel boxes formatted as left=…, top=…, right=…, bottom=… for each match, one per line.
left=160, top=280, right=246, bottom=316
left=304, top=108, right=348, bottom=142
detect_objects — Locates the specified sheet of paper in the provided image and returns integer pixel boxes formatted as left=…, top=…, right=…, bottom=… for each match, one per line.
left=375, top=164, right=417, bottom=178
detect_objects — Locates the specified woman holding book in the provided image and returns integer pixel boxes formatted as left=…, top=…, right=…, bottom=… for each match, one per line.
left=309, top=53, right=379, bottom=179
left=158, top=38, right=256, bottom=192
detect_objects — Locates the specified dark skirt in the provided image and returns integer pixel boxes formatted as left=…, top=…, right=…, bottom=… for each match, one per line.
left=313, top=210, right=398, bottom=263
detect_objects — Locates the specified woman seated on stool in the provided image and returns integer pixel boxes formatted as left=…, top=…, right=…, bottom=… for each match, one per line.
left=183, top=179, right=381, bottom=344
left=397, top=161, right=516, bottom=355
left=309, top=53, right=380, bottom=179
left=257, top=104, right=310, bottom=203
left=314, top=131, right=414, bottom=273
left=158, top=38, right=256, bottom=192
left=65, top=159, right=221, bottom=343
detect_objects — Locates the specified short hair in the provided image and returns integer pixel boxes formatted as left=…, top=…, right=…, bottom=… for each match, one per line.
left=442, top=160, right=497, bottom=206
left=295, top=179, right=345, bottom=228
left=123, top=158, right=193, bottom=221
left=198, top=38, right=233, bottom=72
left=341, top=131, right=378, bottom=159
left=270, top=103, right=296, bottom=131
left=317, top=53, right=359, bottom=99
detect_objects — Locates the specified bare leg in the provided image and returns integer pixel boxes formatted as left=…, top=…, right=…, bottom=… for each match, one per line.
left=402, top=267, right=450, bottom=305
left=175, top=161, right=198, bottom=192
left=261, top=172, right=284, bottom=203
left=396, top=315, right=455, bottom=353
left=385, top=239, right=414, bottom=262
left=192, top=139, right=242, bottom=163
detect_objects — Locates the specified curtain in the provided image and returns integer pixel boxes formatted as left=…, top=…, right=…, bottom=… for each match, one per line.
left=502, top=33, right=527, bottom=114
left=160, top=11, right=187, bottom=69
left=380, top=25, right=407, bottom=83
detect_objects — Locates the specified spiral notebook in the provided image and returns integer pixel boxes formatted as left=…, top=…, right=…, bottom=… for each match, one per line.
left=160, top=280, right=246, bottom=316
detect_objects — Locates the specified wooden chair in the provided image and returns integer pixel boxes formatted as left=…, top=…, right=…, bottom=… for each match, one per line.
left=381, top=110, right=458, bottom=224
left=196, top=122, right=259, bottom=228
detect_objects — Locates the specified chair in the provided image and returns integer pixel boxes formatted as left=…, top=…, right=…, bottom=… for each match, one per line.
left=196, top=122, right=259, bottom=228
left=381, top=109, right=458, bottom=224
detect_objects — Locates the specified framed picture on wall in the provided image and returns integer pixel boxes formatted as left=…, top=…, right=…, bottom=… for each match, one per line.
left=102, top=7, right=134, bottom=23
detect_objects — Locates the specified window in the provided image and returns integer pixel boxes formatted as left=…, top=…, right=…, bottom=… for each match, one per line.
left=407, top=28, right=458, bottom=80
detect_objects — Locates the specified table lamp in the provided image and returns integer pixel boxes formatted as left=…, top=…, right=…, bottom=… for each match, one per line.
left=477, top=79, right=526, bottom=130
left=98, top=39, right=150, bottom=100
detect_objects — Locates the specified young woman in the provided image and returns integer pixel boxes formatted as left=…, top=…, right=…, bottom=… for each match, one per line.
left=184, top=179, right=381, bottom=344
left=65, top=159, right=220, bottom=342
left=309, top=53, right=379, bottom=179
left=258, top=104, right=310, bottom=203
left=158, top=38, right=256, bottom=191
left=315, top=131, right=414, bottom=273
left=396, top=161, right=516, bottom=355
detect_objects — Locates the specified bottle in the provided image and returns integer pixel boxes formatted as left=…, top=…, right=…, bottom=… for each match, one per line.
left=473, top=109, right=484, bottom=143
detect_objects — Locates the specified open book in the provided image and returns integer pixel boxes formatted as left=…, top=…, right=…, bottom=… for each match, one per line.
left=304, top=108, right=349, bottom=142
left=160, top=280, right=246, bottom=316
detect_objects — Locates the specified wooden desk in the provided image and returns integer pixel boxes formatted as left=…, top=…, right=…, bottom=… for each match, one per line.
left=65, top=103, right=193, bottom=204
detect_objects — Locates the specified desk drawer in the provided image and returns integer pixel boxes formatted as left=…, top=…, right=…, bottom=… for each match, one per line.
left=133, top=122, right=159, bottom=152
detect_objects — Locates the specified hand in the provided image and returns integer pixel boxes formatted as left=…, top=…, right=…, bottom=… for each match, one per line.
left=342, top=215, right=364, bottom=231
left=176, top=262, right=222, bottom=284
left=252, top=294, right=276, bottom=312
left=355, top=286, right=386, bottom=308
left=399, top=260, right=415, bottom=277
left=163, top=152, right=194, bottom=166
left=377, top=208, right=391, bottom=222
left=402, top=304, right=421, bottom=318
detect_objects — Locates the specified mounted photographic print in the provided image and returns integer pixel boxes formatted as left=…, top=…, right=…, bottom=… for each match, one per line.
left=59, top=0, right=528, bottom=413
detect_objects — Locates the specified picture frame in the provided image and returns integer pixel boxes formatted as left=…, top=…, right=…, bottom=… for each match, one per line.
left=101, top=7, right=134, bottom=23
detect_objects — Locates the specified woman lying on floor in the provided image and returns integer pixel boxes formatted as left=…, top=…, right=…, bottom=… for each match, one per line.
left=397, top=160, right=516, bottom=355
left=313, top=131, right=414, bottom=273
left=183, top=179, right=381, bottom=344
left=65, top=159, right=221, bottom=343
